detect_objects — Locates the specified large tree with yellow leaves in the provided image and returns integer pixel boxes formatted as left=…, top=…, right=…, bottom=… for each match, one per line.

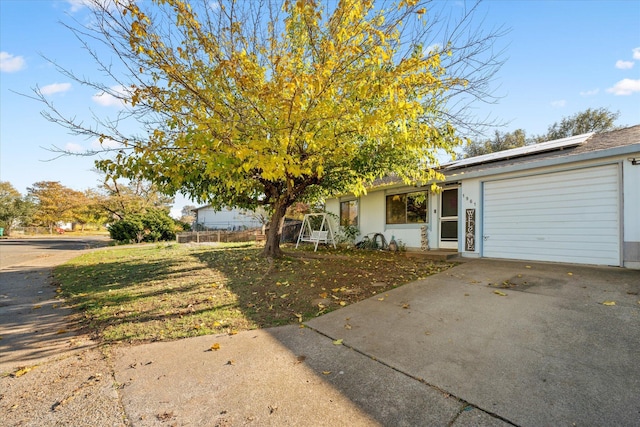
left=39, top=0, right=503, bottom=257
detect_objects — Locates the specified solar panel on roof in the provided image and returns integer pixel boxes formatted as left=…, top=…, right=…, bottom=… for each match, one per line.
left=443, top=132, right=594, bottom=170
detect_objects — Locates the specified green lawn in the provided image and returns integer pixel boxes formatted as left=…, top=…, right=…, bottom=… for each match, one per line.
left=54, top=243, right=453, bottom=344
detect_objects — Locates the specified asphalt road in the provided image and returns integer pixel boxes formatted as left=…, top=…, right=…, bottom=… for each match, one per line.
left=0, top=236, right=110, bottom=270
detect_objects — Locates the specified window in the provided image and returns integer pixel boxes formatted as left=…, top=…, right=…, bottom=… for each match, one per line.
left=340, top=200, right=358, bottom=227
left=386, top=191, right=428, bottom=224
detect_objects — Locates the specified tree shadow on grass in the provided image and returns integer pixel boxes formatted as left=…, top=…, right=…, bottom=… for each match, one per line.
left=53, top=244, right=453, bottom=344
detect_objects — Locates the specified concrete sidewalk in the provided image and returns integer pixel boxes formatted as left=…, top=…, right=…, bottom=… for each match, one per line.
left=113, top=325, right=502, bottom=426
left=111, top=259, right=639, bottom=426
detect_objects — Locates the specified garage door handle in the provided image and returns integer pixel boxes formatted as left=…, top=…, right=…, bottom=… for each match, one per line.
left=483, top=235, right=489, bottom=241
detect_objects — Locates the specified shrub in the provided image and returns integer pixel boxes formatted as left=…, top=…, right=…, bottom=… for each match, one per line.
left=108, top=209, right=176, bottom=243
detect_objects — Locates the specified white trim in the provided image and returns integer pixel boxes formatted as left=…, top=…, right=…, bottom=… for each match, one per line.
left=439, top=186, right=459, bottom=250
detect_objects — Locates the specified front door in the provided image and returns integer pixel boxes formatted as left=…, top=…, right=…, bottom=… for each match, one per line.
left=439, top=187, right=459, bottom=250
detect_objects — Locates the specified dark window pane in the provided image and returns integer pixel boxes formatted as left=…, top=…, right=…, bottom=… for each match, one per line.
left=441, top=188, right=458, bottom=217
left=340, top=200, right=358, bottom=226
left=406, top=192, right=427, bottom=223
left=386, top=194, right=406, bottom=224
left=386, top=191, right=428, bottom=224
left=441, top=220, right=458, bottom=240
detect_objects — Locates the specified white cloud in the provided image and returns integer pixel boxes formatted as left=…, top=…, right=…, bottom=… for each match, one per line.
left=615, top=60, right=634, bottom=69
left=40, top=82, right=72, bottom=96
left=92, top=85, right=127, bottom=108
left=91, top=138, right=122, bottom=150
left=65, top=142, right=84, bottom=153
left=579, top=88, right=599, bottom=97
left=607, top=78, right=640, bottom=95
left=633, top=47, right=640, bottom=60
left=0, top=51, right=26, bottom=73
left=550, top=100, right=566, bottom=108
left=65, top=0, right=101, bottom=12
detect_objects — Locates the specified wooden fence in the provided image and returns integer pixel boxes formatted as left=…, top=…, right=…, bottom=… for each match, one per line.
left=176, top=229, right=262, bottom=244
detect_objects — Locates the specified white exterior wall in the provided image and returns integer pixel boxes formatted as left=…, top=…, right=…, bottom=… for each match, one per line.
left=328, top=186, right=432, bottom=249
left=623, top=159, right=640, bottom=268
left=325, top=198, right=340, bottom=232
left=359, top=191, right=384, bottom=240
left=195, top=207, right=261, bottom=229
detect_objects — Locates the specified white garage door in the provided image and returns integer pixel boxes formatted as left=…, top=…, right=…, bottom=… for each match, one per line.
left=483, top=164, right=620, bottom=266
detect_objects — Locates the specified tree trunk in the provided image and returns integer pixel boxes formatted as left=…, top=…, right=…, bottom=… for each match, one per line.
left=262, top=202, right=288, bottom=258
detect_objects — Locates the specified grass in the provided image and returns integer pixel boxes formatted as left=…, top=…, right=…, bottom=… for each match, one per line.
left=53, top=242, right=454, bottom=344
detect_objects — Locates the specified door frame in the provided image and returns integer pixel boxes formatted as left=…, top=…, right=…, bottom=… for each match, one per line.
left=439, top=186, right=459, bottom=250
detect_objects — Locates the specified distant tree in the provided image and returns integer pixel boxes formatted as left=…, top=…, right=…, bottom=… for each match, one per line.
left=0, top=182, right=35, bottom=235
left=72, top=189, right=109, bottom=231
left=27, top=181, right=83, bottom=233
left=179, top=205, right=197, bottom=225
left=101, top=178, right=174, bottom=220
left=464, top=129, right=527, bottom=158
left=533, top=108, right=621, bottom=142
left=464, top=107, right=621, bottom=157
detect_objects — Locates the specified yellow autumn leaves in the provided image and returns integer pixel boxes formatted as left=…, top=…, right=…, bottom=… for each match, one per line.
left=116, top=0, right=462, bottom=204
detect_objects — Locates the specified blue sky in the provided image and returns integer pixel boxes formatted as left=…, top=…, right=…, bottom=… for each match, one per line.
left=1, top=0, right=639, bottom=217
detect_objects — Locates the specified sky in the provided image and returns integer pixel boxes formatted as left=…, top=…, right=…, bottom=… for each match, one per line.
left=1, top=0, right=639, bottom=218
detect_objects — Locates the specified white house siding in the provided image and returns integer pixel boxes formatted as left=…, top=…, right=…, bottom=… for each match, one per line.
left=481, top=164, right=621, bottom=266
left=195, top=207, right=261, bottom=230
left=623, top=159, right=640, bottom=268
left=327, top=187, right=435, bottom=249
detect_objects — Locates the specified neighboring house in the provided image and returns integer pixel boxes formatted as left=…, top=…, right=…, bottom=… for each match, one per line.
left=193, top=205, right=262, bottom=230
left=326, top=125, right=640, bottom=268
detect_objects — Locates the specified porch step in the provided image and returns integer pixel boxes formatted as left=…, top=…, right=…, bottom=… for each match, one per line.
left=403, top=250, right=459, bottom=262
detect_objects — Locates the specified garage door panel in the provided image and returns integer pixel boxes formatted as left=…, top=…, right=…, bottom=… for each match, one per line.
left=486, top=206, right=618, bottom=218
left=484, top=239, right=620, bottom=256
left=483, top=165, right=620, bottom=266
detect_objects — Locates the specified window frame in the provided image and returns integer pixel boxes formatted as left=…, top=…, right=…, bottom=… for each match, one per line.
left=385, top=189, right=429, bottom=227
left=339, top=198, right=358, bottom=227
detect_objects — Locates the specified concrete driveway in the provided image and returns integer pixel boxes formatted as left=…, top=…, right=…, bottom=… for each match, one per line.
left=307, top=258, right=640, bottom=426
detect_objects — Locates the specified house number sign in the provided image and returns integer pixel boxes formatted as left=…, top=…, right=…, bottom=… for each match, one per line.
left=465, top=209, right=476, bottom=251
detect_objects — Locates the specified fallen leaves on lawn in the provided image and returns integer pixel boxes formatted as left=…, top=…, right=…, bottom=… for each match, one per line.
left=210, top=343, right=221, bottom=351
left=493, top=290, right=507, bottom=296
left=332, top=339, right=343, bottom=345
left=602, top=301, right=616, bottom=306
